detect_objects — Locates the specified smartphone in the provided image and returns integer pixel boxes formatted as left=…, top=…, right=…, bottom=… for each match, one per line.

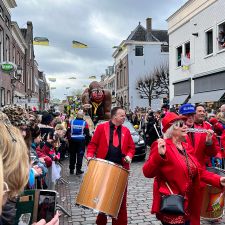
left=37, top=190, right=57, bottom=222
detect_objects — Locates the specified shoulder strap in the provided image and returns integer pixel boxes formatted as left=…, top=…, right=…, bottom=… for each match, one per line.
left=165, top=182, right=174, bottom=194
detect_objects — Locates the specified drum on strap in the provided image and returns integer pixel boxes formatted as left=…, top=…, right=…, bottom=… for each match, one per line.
left=76, top=158, right=129, bottom=218
left=201, top=167, right=225, bottom=220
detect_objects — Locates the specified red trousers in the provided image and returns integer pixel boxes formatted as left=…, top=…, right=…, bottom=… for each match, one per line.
left=96, top=188, right=127, bottom=225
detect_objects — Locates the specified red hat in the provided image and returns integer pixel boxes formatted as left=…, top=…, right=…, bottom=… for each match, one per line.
left=162, top=112, right=187, bottom=133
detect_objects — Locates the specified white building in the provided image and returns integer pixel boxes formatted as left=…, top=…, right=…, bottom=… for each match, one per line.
left=168, top=0, right=225, bottom=108
left=101, top=66, right=117, bottom=107
left=112, top=18, right=169, bottom=112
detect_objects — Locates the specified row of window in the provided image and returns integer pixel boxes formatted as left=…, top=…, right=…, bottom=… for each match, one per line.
left=135, top=44, right=169, bottom=56
left=176, top=21, right=225, bottom=67
left=117, top=67, right=127, bottom=89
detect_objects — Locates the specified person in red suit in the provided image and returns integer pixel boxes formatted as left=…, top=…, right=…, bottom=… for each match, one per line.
left=143, top=112, right=225, bottom=225
left=178, top=104, right=220, bottom=225
left=87, top=107, right=135, bottom=225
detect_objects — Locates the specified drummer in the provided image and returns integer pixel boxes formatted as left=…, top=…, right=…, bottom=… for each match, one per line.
left=179, top=103, right=220, bottom=225
left=86, top=106, right=135, bottom=225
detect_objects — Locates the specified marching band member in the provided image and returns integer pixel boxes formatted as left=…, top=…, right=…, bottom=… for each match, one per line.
left=179, top=104, right=220, bottom=225
left=143, top=112, right=225, bottom=225
left=86, top=107, right=135, bottom=225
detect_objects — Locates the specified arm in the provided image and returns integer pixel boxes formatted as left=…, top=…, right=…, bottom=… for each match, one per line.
left=125, top=131, right=135, bottom=159
left=199, top=168, right=221, bottom=189
left=204, top=133, right=219, bottom=157
left=103, top=90, right=112, bottom=120
left=86, top=124, right=102, bottom=158
left=142, top=139, right=167, bottom=178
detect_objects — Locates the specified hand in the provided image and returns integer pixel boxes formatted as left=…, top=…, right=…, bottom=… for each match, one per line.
left=33, top=211, right=60, bottom=225
left=205, top=129, right=214, bottom=143
left=158, top=138, right=166, bottom=156
left=124, top=156, right=132, bottom=164
left=39, top=158, right=45, bottom=163
left=220, top=177, right=225, bottom=187
left=33, top=165, right=43, bottom=176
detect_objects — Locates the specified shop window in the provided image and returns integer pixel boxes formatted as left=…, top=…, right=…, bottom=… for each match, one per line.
left=135, top=46, right=143, bottom=56
left=206, top=29, right=213, bottom=55
left=177, top=46, right=182, bottom=67
left=218, top=22, right=225, bottom=50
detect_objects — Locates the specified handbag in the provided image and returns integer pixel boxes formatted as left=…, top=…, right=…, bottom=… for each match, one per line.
left=160, top=182, right=185, bottom=215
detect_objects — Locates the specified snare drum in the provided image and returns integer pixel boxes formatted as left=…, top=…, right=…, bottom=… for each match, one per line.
left=201, top=167, right=225, bottom=220
left=76, top=158, right=129, bottom=218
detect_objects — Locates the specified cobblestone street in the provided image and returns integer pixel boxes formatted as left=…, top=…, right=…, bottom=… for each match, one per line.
left=56, top=154, right=225, bottom=225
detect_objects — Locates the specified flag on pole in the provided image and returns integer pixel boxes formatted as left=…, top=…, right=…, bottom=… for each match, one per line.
left=48, top=78, right=56, bottom=82
left=33, top=37, right=49, bottom=46
left=72, top=41, right=88, bottom=48
left=89, top=75, right=96, bottom=79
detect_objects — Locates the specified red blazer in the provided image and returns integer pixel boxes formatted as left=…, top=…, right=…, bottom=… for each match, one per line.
left=87, top=121, right=135, bottom=170
left=143, top=139, right=221, bottom=221
left=186, top=122, right=219, bottom=168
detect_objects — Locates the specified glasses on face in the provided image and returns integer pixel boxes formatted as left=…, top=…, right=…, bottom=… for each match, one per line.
left=3, top=181, right=10, bottom=194
left=174, top=121, right=185, bottom=128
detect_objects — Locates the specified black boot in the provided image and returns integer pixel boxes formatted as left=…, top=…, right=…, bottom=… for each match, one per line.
left=70, top=170, right=74, bottom=175
left=76, top=169, right=84, bottom=175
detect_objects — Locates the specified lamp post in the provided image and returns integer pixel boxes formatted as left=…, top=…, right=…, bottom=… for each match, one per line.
left=11, top=65, right=22, bottom=105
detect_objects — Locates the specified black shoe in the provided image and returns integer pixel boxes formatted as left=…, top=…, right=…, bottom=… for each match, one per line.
left=76, top=170, right=84, bottom=175
left=70, top=170, right=74, bottom=175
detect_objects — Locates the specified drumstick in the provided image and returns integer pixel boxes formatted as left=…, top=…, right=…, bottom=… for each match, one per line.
left=154, top=124, right=160, bottom=138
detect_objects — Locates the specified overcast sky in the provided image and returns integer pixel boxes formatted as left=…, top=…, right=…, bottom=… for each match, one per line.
left=12, top=0, right=187, bottom=100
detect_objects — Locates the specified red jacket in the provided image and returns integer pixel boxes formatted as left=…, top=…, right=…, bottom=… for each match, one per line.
left=87, top=121, right=135, bottom=170
left=143, top=139, right=221, bottom=222
left=186, top=122, right=219, bottom=168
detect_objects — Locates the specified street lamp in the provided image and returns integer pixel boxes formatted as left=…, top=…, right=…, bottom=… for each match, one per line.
left=11, top=65, right=22, bottom=104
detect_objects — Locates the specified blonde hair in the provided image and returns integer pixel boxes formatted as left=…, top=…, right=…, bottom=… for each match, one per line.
left=0, top=154, right=3, bottom=214
left=0, top=122, right=29, bottom=198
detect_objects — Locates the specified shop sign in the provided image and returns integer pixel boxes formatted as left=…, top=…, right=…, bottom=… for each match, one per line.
left=0, top=62, right=17, bottom=73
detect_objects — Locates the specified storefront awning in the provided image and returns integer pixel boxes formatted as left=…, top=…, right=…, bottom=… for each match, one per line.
left=188, top=90, right=225, bottom=104
left=170, top=94, right=189, bottom=105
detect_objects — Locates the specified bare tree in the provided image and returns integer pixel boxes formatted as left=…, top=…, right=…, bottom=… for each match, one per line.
left=135, top=63, right=169, bottom=107
left=153, top=63, right=169, bottom=99
left=136, top=75, right=155, bottom=107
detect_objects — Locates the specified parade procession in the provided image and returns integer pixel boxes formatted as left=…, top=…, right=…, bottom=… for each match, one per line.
left=1, top=0, right=225, bottom=225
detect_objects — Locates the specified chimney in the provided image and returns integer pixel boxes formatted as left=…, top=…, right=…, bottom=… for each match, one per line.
left=146, top=18, right=152, bottom=33
left=146, top=18, right=153, bottom=41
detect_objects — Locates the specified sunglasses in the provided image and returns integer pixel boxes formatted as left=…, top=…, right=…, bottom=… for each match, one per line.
left=174, top=121, right=185, bottom=128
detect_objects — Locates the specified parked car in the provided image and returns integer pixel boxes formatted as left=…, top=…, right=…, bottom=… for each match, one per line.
left=123, top=120, right=146, bottom=160
left=95, top=120, right=147, bottom=160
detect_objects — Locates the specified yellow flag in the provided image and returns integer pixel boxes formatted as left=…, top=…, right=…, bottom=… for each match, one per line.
left=72, top=41, right=88, bottom=48
left=33, top=37, right=49, bottom=46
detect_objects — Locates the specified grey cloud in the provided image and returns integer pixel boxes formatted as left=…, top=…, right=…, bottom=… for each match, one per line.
left=12, top=0, right=187, bottom=99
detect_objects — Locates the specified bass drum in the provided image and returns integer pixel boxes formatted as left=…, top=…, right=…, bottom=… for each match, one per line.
left=76, top=158, right=129, bottom=218
left=201, top=167, right=225, bottom=220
